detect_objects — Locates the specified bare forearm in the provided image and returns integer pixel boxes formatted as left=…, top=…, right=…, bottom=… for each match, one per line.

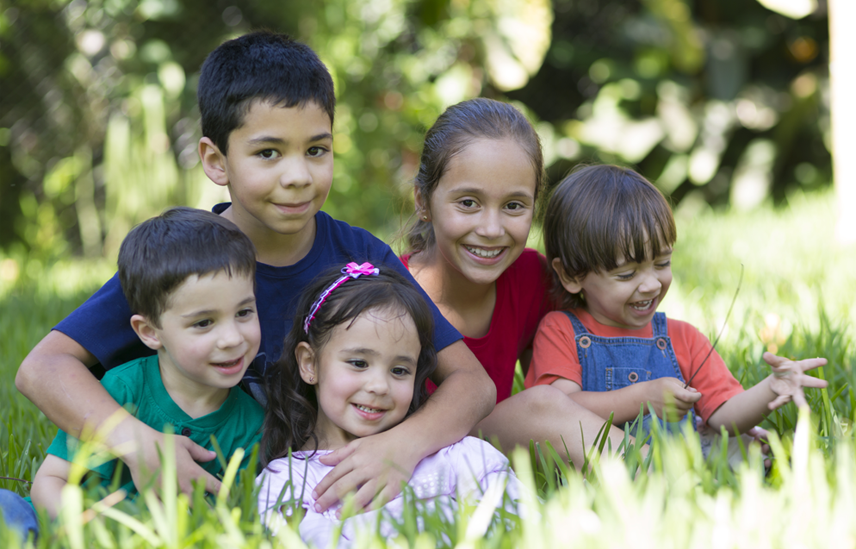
left=707, top=377, right=775, bottom=434
left=30, top=477, right=66, bottom=519
left=405, top=340, right=495, bottom=459
left=31, top=456, right=72, bottom=519
left=16, top=333, right=122, bottom=437
left=567, top=386, right=650, bottom=425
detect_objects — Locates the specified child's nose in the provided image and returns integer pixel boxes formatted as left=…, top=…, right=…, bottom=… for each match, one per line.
left=364, top=371, right=390, bottom=395
left=218, top=321, right=244, bottom=348
left=279, top=157, right=312, bottom=188
left=475, top=209, right=505, bottom=240
left=639, top=272, right=662, bottom=294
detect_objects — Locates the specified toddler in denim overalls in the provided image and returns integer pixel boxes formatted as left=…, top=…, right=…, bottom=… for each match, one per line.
left=525, top=164, right=828, bottom=447
left=561, top=310, right=694, bottom=441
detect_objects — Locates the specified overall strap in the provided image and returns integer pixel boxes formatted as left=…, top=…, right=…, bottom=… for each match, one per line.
left=560, top=310, right=589, bottom=336
left=651, top=312, right=668, bottom=337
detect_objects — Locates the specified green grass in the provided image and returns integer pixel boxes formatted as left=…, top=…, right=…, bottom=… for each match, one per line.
left=2, top=189, right=856, bottom=547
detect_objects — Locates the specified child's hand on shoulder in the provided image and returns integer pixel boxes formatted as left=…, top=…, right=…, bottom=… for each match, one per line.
left=643, top=377, right=702, bottom=419
left=764, top=352, right=828, bottom=410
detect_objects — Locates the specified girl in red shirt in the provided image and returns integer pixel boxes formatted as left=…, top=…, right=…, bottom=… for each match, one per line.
left=402, top=99, right=635, bottom=464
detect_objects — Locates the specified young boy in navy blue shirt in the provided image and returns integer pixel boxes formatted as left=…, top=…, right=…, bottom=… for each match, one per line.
left=30, top=207, right=265, bottom=520
left=16, top=31, right=494, bottom=513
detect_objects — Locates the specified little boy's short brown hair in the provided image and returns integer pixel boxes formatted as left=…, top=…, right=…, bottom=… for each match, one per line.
left=544, top=164, right=676, bottom=309
left=118, top=207, right=256, bottom=327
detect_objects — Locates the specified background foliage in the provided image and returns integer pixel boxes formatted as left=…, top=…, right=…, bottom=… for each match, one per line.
left=0, top=0, right=832, bottom=269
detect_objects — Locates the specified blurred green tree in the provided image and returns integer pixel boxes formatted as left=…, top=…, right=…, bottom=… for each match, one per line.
left=0, top=0, right=832, bottom=263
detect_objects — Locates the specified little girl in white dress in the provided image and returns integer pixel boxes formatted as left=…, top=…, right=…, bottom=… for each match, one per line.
left=257, top=263, right=520, bottom=547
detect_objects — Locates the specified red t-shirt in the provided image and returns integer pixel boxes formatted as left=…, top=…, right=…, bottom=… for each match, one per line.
left=525, top=308, right=745, bottom=422
left=400, top=249, right=553, bottom=403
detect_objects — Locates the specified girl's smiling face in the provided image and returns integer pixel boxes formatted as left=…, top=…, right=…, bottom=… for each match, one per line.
left=296, top=307, right=420, bottom=450
left=419, top=138, right=537, bottom=287
left=553, top=247, right=673, bottom=330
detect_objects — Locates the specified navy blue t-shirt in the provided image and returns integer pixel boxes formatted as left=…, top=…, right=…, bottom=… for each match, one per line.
left=54, top=206, right=462, bottom=402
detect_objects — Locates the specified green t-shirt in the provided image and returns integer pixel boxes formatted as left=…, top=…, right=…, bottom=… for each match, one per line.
left=46, top=355, right=265, bottom=496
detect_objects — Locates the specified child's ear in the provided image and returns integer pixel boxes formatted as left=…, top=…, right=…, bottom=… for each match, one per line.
left=551, top=258, right=584, bottom=295
left=199, top=137, right=229, bottom=187
left=414, top=189, right=431, bottom=222
left=130, top=314, right=163, bottom=351
left=295, top=342, right=318, bottom=385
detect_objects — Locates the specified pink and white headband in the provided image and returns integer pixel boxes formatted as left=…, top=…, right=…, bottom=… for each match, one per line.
left=303, top=262, right=380, bottom=333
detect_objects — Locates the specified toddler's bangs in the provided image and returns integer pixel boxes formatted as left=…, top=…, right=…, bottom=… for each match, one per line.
left=608, top=200, right=676, bottom=271
left=546, top=164, right=676, bottom=280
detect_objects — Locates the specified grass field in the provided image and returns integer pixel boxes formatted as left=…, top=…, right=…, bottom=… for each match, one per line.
left=2, top=189, right=855, bottom=548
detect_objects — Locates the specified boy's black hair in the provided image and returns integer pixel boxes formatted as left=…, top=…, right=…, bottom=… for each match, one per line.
left=407, top=98, right=545, bottom=253
left=118, top=207, right=257, bottom=327
left=544, top=164, right=677, bottom=309
left=261, top=264, right=437, bottom=465
left=198, top=30, right=336, bottom=155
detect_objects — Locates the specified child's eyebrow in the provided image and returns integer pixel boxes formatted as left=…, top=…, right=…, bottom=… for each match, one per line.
left=341, top=347, right=418, bottom=365
left=447, top=186, right=533, bottom=198
left=181, top=296, right=256, bottom=318
left=247, top=132, right=333, bottom=146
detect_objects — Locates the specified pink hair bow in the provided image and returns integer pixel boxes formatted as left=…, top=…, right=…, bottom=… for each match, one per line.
left=303, top=262, right=379, bottom=333
left=343, top=262, right=379, bottom=277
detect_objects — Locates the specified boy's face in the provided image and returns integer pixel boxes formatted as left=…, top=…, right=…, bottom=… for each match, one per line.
left=135, top=271, right=260, bottom=394
left=201, top=100, right=334, bottom=251
left=554, top=249, right=673, bottom=330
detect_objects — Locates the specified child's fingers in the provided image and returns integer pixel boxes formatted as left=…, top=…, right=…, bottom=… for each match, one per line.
left=763, top=352, right=827, bottom=372
left=767, top=395, right=788, bottom=410
left=762, top=351, right=788, bottom=367
left=792, top=388, right=810, bottom=409
left=798, top=375, right=829, bottom=389
left=196, top=469, right=223, bottom=497
left=312, top=460, right=358, bottom=511
left=318, top=443, right=355, bottom=467
left=184, top=438, right=217, bottom=463
left=674, top=389, right=702, bottom=405
left=348, top=479, right=382, bottom=515
left=795, top=357, right=828, bottom=372
left=173, top=438, right=221, bottom=495
left=746, top=426, right=769, bottom=443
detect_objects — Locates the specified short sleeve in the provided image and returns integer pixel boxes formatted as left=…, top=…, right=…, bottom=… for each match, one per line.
left=525, top=311, right=583, bottom=388
left=45, top=430, right=73, bottom=461
left=668, top=319, right=744, bottom=422
left=53, top=274, right=152, bottom=370
left=44, top=366, right=139, bottom=478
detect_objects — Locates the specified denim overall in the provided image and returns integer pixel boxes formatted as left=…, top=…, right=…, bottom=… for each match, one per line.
left=563, top=311, right=696, bottom=441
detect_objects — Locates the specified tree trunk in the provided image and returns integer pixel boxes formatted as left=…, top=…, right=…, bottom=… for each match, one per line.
left=831, top=0, right=856, bottom=244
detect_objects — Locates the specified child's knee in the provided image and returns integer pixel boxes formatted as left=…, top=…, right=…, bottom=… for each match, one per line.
left=521, top=385, right=580, bottom=416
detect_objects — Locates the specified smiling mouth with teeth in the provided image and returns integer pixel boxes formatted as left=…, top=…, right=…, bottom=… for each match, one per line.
left=630, top=299, right=654, bottom=310
left=354, top=404, right=384, bottom=413
left=465, top=245, right=503, bottom=259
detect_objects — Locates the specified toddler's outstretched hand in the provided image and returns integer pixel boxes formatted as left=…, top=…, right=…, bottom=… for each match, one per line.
left=764, top=352, right=828, bottom=410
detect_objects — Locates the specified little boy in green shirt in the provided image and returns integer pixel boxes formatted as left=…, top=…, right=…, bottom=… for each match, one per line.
left=30, top=207, right=265, bottom=519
